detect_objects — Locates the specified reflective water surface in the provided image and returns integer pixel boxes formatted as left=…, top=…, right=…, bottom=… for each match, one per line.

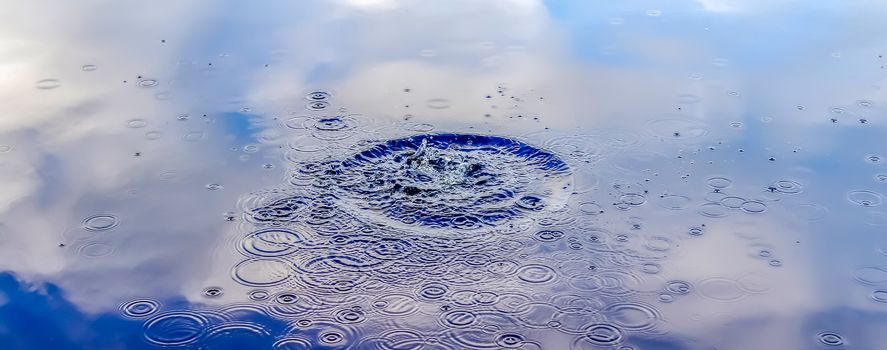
left=2, top=1, right=887, bottom=349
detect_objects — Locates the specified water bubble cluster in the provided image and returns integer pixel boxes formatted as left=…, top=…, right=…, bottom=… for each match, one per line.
left=143, top=130, right=693, bottom=348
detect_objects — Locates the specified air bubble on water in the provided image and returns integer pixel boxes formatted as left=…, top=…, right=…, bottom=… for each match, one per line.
left=206, top=183, right=222, bottom=190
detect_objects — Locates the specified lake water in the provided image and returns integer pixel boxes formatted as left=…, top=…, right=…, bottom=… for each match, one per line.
left=1, top=1, right=887, bottom=349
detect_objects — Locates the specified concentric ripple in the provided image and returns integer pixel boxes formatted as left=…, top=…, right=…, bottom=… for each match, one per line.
left=322, top=134, right=573, bottom=231
left=143, top=312, right=208, bottom=346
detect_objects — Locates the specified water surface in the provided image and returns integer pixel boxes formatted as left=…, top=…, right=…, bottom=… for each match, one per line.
left=2, top=1, right=887, bottom=349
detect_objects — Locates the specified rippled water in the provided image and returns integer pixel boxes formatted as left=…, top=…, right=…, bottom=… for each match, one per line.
left=2, top=1, right=887, bottom=349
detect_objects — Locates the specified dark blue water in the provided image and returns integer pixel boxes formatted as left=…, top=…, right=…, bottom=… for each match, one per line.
left=2, top=1, right=887, bottom=349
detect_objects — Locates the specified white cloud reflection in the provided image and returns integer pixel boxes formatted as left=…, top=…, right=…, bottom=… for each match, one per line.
left=0, top=0, right=886, bottom=348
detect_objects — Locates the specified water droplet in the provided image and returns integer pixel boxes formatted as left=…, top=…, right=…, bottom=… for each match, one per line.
left=81, top=64, right=97, bottom=71
left=137, top=79, right=159, bottom=88
left=35, top=79, right=61, bottom=89
left=127, top=118, right=148, bottom=128
left=818, top=332, right=844, bottom=346
left=871, top=290, right=887, bottom=302
left=741, top=200, right=767, bottom=213
left=707, top=177, right=732, bottom=188
left=495, top=333, right=526, bottom=348
left=578, top=202, right=604, bottom=214
left=580, top=323, right=624, bottom=346
left=699, top=202, right=727, bottom=218
left=855, top=266, right=887, bottom=285
left=143, top=312, right=208, bottom=346
left=698, top=278, right=746, bottom=302
left=305, top=91, right=331, bottom=101
left=248, top=290, right=270, bottom=301
left=417, top=282, right=449, bottom=301
left=848, top=190, right=883, bottom=207
left=232, top=258, right=292, bottom=287
left=206, top=183, right=222, bottom=190
left=306, top=101, right=329, bottom=111
left=533, top=230, right=564, bottom=242
left=440, top=310, right=477, bottom=328
left=202, top=287, right=223, bottom=298
left=771, top=180, right=803, bottom=194
left=640, top=263, right=661, bottom=274
left=333, top=308, right=366, bottom=324
left=120, top=299, right=160, bottom=318
left=426, top=98, right=451, bottom=109
left=665, top=280, right=693, bottom=295
left=184, top=131, right=205, bottom=141
left=82, top=214, right=119, bottom=231
left=604, top=302, right=660, bottom=331
left=620, top=193, right=646, bottom=206
left=517, top=264, right=557, bottom=284
left=658, top=194, right=691, bottom=210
